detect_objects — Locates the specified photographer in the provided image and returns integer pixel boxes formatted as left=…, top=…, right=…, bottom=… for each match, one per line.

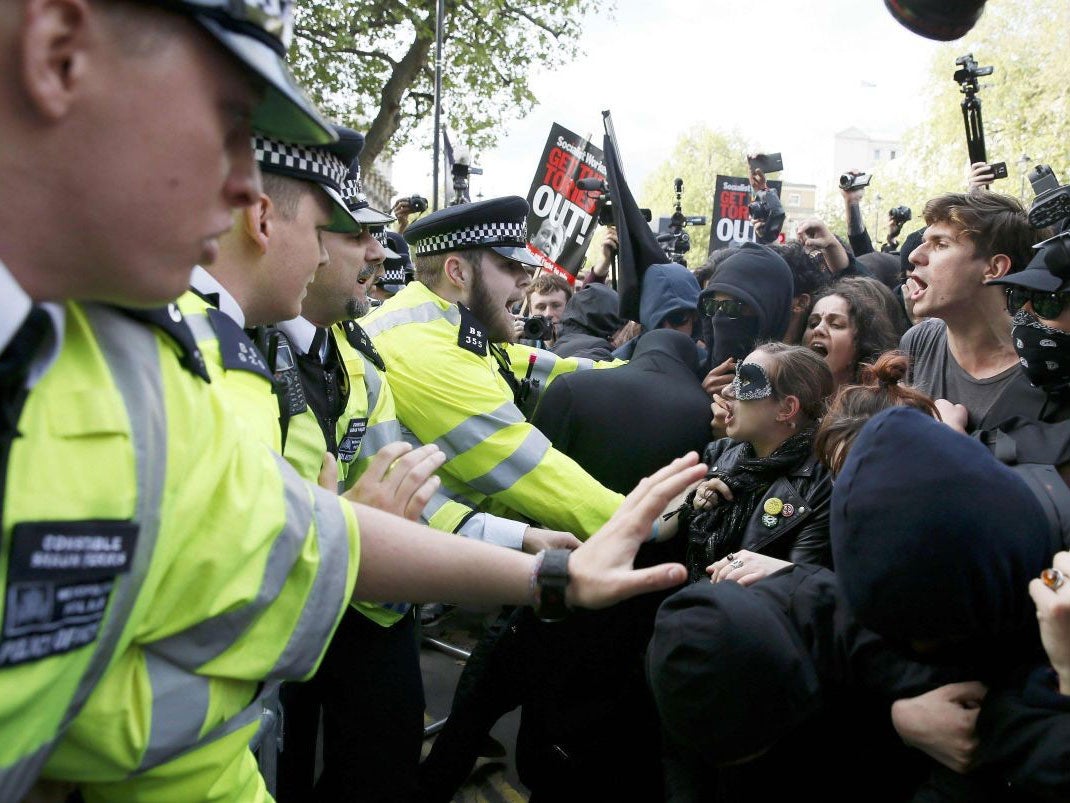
left=391, top=194, right=428, bottom=235
left=518, top=272, right=573, bottom=347
left=839, top=170, right=911, bottom=255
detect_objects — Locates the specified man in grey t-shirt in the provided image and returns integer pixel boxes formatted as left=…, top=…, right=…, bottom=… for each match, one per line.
left=900, top=192, right=1047, bottom=431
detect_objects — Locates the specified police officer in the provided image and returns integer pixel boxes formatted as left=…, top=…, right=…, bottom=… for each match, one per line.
left=362, top=197, right=628, bottom=540
left=0, top=2, right=702, bottom=799
left=276, top=145, right=581, bottom=801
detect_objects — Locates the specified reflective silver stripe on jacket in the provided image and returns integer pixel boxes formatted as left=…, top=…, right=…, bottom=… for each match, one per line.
left=361, top=301, right=459, bottom=338
left=433, top=402, right=525, bottom=461
left=135, top=681, right=278, bottom=777
left=465, top=427, right=552, bottom=496
left=149, top=449, right=317, bottom=669
left=0, top=306, right=169, bottom=800
left=270, top=477, right=351, bottom=679
left=136, top=464, right=351, bottom=769
left=138, top=653, right=211, bottom=770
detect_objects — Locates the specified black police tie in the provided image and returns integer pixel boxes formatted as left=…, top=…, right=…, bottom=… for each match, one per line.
left=309, top=327, right=328, bottom=364
left=0, top=306, right=52, bottom=436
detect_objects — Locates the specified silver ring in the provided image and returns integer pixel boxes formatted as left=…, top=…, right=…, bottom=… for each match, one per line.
left=730, top=559, right=744, bottom=569
left=725, top=553, right=735, bottom=562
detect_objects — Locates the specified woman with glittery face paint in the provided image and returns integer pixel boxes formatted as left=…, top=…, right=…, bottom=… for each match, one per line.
left=670, top=343, right=835, bottom=585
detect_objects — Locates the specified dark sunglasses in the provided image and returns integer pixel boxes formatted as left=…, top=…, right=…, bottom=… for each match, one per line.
left=1005, top=287, right=1070, bottom=320
left=700, top=297, right=747, bottom=318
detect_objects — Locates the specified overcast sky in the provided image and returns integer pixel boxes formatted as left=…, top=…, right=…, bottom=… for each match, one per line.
left=390, top=0, right=953, bottom=203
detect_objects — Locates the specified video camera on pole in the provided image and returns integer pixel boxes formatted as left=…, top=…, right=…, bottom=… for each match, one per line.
left=953, top=53, right=1006, bottom=181
left=657, top=178, right=707, bottom=266
left=448, top=146, right=483, bottom=207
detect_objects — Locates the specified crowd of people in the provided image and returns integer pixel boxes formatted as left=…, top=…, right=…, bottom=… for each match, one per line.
left=2, top=1, right=1070, bottom=803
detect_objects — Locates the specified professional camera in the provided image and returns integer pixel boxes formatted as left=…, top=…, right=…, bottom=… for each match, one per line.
left=839, top=173, right=872, bottom=191
left=887, top=0, right=987, bottom=42
left=889, top=206, right=912, bottom=225
left=406, top=194, right=428, bottom=213
left=658, top=178, right=708, bottom=266
left=748, top=188, right=786, bottom=244
left=448, top=146, right=484, bottom=207
left=520, top=315, right=555, bottom=341
left=1027, top=164, right=1070, bottom=231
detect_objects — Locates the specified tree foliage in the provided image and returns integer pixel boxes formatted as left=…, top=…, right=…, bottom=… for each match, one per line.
left=289, top=0, right=602, bottom=173
left=824, top=0, right=1070, bottom=245
left=639, top=125, right=750, bottom=261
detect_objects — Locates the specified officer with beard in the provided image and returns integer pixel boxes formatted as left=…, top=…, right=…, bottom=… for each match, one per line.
left=362, top=197, right=625, bottom=543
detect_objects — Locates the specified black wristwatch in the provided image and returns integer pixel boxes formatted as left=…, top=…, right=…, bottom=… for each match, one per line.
left=534, top=549, right=571, bottom=622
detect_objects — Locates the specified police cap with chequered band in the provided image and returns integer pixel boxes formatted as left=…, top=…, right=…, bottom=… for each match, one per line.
left=254, top=124, right=362, bottom=233
left=338, top=159, right=394, bottom=227
left=369, top=226, right=401, bottom=260
left=150, top=0, right=335, bottom=145
left=403, top=196, right=541, bottom=268
left=376, top=231, right=412, bottom=293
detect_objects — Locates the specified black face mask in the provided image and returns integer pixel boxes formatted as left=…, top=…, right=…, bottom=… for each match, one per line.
left=711, top=312, right=761, bottom=365
left=1012, top=309, right=1070, bottom=396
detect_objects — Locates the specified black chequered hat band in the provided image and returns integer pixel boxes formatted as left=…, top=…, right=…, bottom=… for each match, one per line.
left=412, top=221, right=528, bottom=255
left=254, top=135, right=349, bottom=190
left=342, top=176, right=370, bottom=208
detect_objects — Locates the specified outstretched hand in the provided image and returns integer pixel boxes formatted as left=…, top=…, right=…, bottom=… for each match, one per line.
left=566, top=453, right=706, bottom=610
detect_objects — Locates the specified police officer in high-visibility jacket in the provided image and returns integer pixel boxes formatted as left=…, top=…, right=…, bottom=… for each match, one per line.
left=0, top=3, right=703, bottom=800
left=274, top=146, right=581, bottom=801
left=362, top=197, right=629, bottom=539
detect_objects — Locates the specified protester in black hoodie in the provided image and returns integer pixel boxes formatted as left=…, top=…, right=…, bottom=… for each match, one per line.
left=550, top=282, right=626, bottom=360
left=651, top=406, right=1061, bottom=802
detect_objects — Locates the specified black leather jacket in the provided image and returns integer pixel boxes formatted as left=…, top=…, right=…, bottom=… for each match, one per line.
left=691, top=438, right=834, bottom=569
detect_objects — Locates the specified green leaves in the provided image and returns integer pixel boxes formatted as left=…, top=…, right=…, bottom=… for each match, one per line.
left=289, top=0, right=604, bottom=171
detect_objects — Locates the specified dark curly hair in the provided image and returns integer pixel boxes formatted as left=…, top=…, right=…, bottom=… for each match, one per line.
left=806, top=279, right=900, bottom=384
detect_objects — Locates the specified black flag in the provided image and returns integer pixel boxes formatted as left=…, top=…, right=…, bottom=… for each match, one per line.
left=602, top=110, right=667, bottom=321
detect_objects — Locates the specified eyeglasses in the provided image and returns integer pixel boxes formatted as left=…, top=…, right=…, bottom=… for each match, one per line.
left=1005, top=287, right=1070, bottom=320
left=700, top=297, right=748, bottom=318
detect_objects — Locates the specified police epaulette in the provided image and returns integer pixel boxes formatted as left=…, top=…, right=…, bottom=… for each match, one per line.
left=114, top=303, right=211, bottom=382
left=340, top=319, right=386, bottom=372
left=205, top=309, right=273, bottom=382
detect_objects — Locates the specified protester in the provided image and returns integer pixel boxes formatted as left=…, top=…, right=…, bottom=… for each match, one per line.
left=549, top=283, right=627, bottom=361
left=814, top=351, right=940, bottom=476
left=770, top=240, right=833, bottom=344
left=669, top=343, right=834, bottom=584
left=803, top=279, right=901, bottom=389
left=698, top=243, right=795, bottom=440
left=901, top=192, right=1047, bottom=432
left=612, top=262, right=700, bottom=360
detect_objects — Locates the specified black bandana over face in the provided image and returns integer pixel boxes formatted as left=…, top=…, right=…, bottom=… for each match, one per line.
left=711, top=312, right=761, bottom=365
left=1012, top=309, right=1070, bottom=396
